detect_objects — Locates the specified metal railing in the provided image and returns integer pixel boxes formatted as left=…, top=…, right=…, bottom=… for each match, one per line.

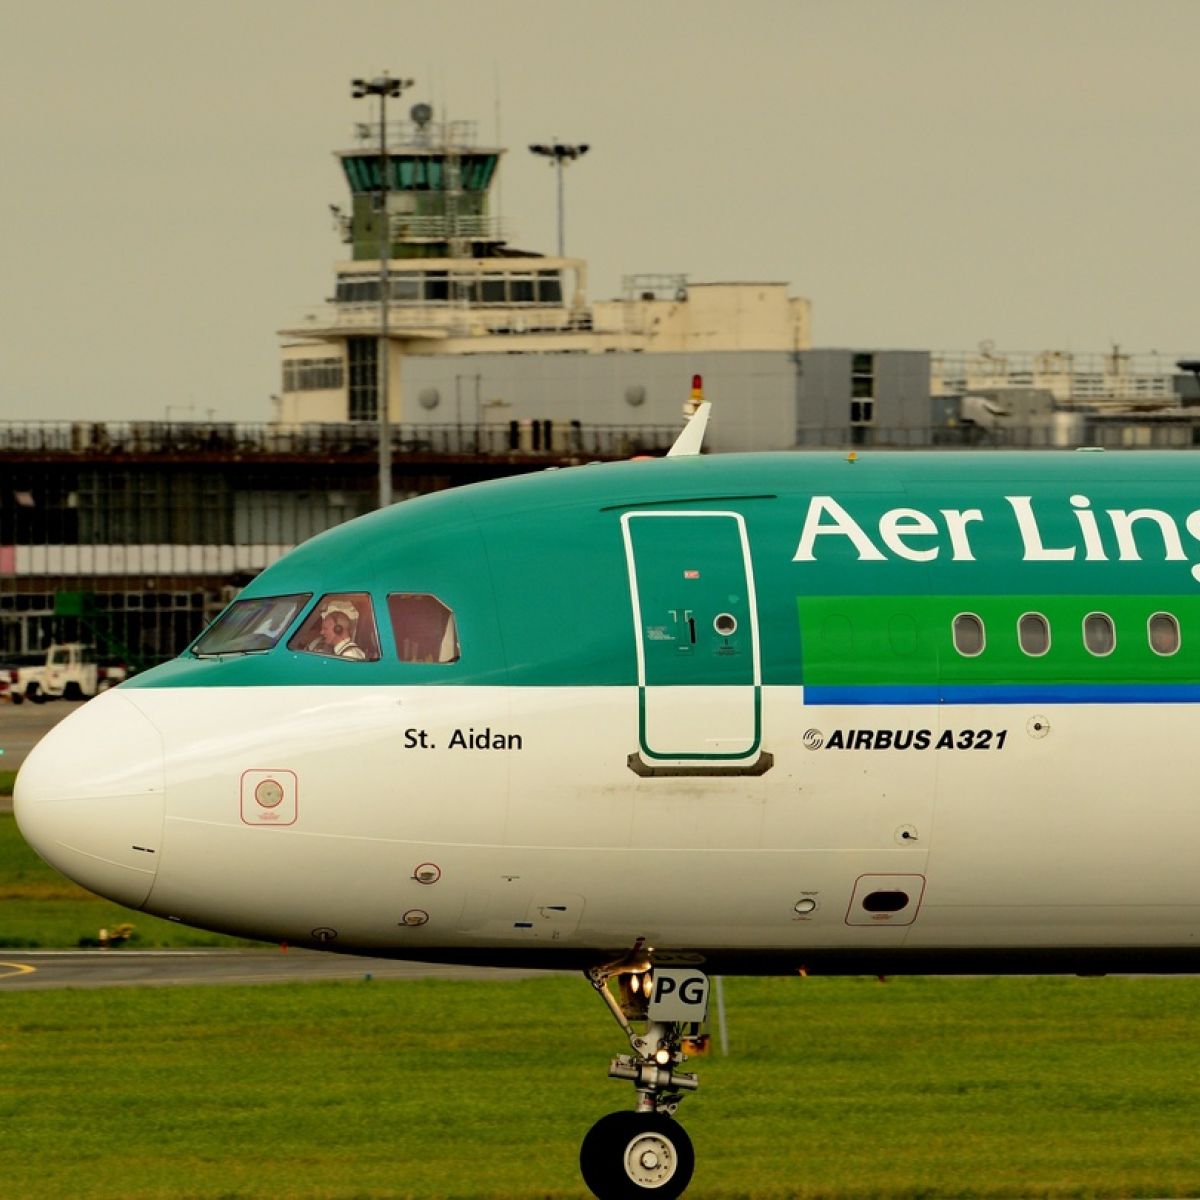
left=311, top=303, right=586, bottom=335
left=796, top=421, right=1200, bottom=450
left=388, top=214, right=507, bottom=240
left=0, top=421, right=681, bottom=459
left=7, top=419, right=1200, bottom=460
left=932, top=349, right=1188, bottom=402
left=350, top=118, right=480, bottom=150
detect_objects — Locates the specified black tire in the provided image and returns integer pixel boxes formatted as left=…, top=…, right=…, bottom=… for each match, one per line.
left=28, top=684, right=44, bottom=705
left=63, top=682, right=83, bottom=701
left=10, top=692, right=22, bottom=705
left=580, top=1111, right=695, bottom=1199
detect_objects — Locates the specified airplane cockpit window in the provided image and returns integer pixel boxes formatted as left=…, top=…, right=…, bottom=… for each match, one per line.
left=288, top=593, right=380, bottom=661
left=1018, top=612, right=1050, bottom=656
left=952, top=613, right=985, bottom=657
left=1083, top=612, right=1116, bottom=657
left=389, top=593, right=460, bottom=663
left=1148, top=612, right=1180, bottom=656
left=192, top=594, right=311, bottom=657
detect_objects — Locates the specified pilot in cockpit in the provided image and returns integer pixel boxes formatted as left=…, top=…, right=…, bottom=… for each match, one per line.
left=308, top=598, right=367, bottom=661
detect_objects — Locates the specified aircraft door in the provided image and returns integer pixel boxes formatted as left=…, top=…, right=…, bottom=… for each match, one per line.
left=622, top=511, right=761, bottom=762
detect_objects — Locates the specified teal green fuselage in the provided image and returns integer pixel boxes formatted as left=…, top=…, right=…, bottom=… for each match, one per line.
left=128, top=451, right=1200, bottom=703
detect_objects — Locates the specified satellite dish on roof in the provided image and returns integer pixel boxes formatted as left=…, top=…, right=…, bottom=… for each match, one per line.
left=410, top=103, right=433, bottom=128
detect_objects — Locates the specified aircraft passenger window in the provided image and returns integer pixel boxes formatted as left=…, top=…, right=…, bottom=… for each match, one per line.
left=1148, top=612, right=1180, bottom=656
left=1018, top=613, right=1050, bottom=657
left=1083, top=612, right=1115, bottom=657
left=389, top=593, right=460, bottom=663
left=288, top=593, right=380, bottom=661
left=952, top=613, right=985, bottom=657
left=192, top=593, right=311, bottom=656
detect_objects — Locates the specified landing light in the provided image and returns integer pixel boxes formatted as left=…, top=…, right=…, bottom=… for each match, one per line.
left=654, top=1047, right=672, bottom=1066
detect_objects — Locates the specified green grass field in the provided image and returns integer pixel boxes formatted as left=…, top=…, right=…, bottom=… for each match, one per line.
left=0, top=812, right=255, bottom=949
left=5, top=789, right=1200, bottom=1197
left=2, top=974, right=1200, bottom=1198
left=0, top=762, right=253, bottom=946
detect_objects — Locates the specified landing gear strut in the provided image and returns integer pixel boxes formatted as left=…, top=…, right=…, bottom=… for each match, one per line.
left=579, top=952, right=708, bottom=1198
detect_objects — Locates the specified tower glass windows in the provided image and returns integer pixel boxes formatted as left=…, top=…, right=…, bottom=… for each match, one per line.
left=347, top=337, right=379, bottom=422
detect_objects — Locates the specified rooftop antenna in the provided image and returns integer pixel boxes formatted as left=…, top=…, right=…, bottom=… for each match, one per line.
left=493, top=62, right=503, bottom=236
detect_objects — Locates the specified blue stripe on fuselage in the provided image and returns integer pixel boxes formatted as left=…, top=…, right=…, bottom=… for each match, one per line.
left=805, top=683, right=1200, bottom=705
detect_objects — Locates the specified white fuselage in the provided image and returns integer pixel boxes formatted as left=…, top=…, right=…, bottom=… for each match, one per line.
left=15, top=684, right=1199, bottom=972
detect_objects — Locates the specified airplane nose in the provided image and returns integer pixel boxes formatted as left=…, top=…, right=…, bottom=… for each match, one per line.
left=14, top=691, right=165, bottom=909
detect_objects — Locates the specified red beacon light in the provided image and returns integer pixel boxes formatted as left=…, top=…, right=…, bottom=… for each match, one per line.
left=685, top=374, right=704, bottom=416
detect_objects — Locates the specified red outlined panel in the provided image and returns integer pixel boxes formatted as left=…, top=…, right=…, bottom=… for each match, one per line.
left=240, top=769, right=299, bottom=827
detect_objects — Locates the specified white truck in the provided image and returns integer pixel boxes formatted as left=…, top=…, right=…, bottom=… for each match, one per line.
left=12, top=643, right=127, bottom=703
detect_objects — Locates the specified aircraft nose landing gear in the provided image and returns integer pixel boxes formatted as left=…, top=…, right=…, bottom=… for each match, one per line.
left=580, top=1111, right=694, bottom=1198
left=579, top=954, right=708, bottom=1198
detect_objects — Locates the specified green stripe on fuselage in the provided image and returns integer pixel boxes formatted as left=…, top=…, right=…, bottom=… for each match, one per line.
left=798, top=595, right=1200, bottom=687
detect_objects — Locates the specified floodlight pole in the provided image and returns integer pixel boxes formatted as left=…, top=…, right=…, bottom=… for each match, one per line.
left=528, top=141, right=589, bottom=258
left=353, top=72, right=413, bottom=508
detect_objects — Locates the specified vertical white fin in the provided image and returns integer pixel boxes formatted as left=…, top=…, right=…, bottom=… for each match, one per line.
left=666, top=402, right=711, bottom=457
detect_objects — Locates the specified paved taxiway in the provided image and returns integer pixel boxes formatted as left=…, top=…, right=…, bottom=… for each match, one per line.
left=0, top=949, right=551, bottom=990
left=0, top=697, right=83, bottom=772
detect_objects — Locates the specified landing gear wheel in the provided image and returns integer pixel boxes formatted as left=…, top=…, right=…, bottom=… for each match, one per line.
left=580, top=1111, right=695, bottom=1198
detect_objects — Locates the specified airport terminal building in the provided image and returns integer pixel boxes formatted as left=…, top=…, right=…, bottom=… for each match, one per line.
left=3, top=103, right=1197, bottom=666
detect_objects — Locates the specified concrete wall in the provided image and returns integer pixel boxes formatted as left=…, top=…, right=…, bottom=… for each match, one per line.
left=876, top=352, right=932, bottom=428
left=395, top=351, right=795, bottom=452
left=591, top=284, right=811, bottom=353
left=795, top=350, right=930, bottom=442
left=395, top=349, right=931, bottom=453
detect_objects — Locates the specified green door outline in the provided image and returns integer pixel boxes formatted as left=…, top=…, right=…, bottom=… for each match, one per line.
left=622, top=511, right=762, bottom=761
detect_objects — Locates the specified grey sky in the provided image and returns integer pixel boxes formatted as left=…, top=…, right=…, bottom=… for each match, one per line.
left=3, top=0, right=1197, bottom=421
